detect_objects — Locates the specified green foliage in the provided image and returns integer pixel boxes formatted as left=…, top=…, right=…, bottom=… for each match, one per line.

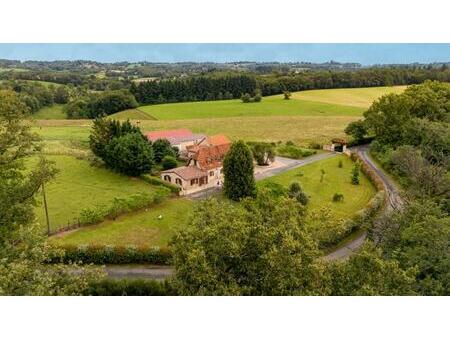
left=161, top=155, right=178, bottom=170
left=329, top=244, right=417, bottom=295
left=85, top=278, right=175, bottom=296
left=338, top=159, right=343, bottom=168
left=345, top=119, right=367, bottom=142
left=171, top=192, right=328, bottom=295
left=283, top=91, right=291, bottom=100
left=54, top=244, right=171, bottom=265
left=53, top=86, right=70, bottom=104
left=351, top=162, right=360, bottom=185
left=332, top=193, right=344, bottom=202
left=223, top=140, right=256, bottom=201
left=259, top=181, right=287, bottom=197
left=152, top=138, right=177, bottom=163
left=277, top=144, right=316, bottom=159
left=288, top=182, right=309, bottom=205
left=320, top=169, right=326, bottom=183
left=241, top=91, right=262, bottom=103
left=105, top=133, right=154, bottom=176
left=377, top=200, right=450, bottom=295
left=248, top=141, right=275, bottom=166
left=241, top=93, right=251, bottom=103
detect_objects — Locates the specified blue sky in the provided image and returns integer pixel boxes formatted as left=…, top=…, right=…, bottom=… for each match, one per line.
left=0, top=44, right=448, bottom=65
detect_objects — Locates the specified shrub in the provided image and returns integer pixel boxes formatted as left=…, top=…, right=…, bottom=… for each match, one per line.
left=338, top=160, right=343, bottom=168
left=351, top=162, right=361, bottom=185
left=288, top=182, right=309, bottom=205
left=285, top=140, right=295, bottom=146
left=309, top=142, right=322, bottom=150
left=261, top=181, right=287, bottom=197
left=241, top=93, right=251, bottom=103
left=85, top=279, right=176, bottom=296
left=162, top=155, right=178, bottom=170
left=52, top=244, right=172, bottom=265
left=283, top=91, right=291, bottom=100
left=152, top=138, right=177, bottom=163
left=332, top=193, right=344, bottom=202
left=277, top=145, right=316, bottom=159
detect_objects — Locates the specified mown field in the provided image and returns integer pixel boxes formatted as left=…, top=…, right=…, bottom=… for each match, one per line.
left=290, top=86, right=406, bottom=108
left=259, top=155, right=376, bottom=218
left=32, top=155, right=170, bottom=232
left=51, top=198, right=193, bottom=247
left=110, top=85, right=405, bottom=121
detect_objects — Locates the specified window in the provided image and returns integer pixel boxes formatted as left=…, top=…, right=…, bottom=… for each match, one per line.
left=209, top=171, right=214, bottom=177
left=163, top=175, right=171, bottom=182
left=190, top=178, right=198, bottom=185
left=175, top=178, right=182, bottom=185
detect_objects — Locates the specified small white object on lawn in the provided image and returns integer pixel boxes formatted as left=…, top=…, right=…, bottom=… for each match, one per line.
left=157, top=214, right=163, bottom=220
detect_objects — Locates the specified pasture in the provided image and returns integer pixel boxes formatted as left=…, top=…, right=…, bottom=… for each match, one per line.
left=33, top=104, right=67, bottom=119
left=32, top=155, right=170, bottom=232
left=259, top=155, right=376, bottom=219
left=52, top=198, right=193, bottom=247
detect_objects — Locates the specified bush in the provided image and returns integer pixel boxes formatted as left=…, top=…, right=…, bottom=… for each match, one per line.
left=161, top=155, right=178, bottom=170
left=288, top=182, right=309, bottom=205
left=152, top=138, right=177, bottom=163
left=85, top=279, right=176, bottom=296
left=351, top=162, right=360, bottom=185
left=241, top=93, right=251, bottom=103
left=332, top=193, right=344, bottom=202
left=52, top=244, right=172, bottom=265
left=283, top=91, right=291, bottom=100
left=260, top=182, right=287, bottom=197
left=277, top=145, right=316, bottom=159
left=309, top=142, right=322, bottom=150
left=338, top=160, right=343, bottom=168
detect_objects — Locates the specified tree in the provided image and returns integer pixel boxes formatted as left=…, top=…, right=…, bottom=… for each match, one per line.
left=170, top=191, right=328, bottom=295
left=249, top=142, right=275, bottom=166
left=0, top=89, right=103, bottom=295
left=351, top=162, right=360, bottom=185
left=345, top=120, right=367, bottom=142
left=152, top=138, right=177, bottom=163
left=241, top=93, right=251, bottom=103
left=53, top=86, right=70, bottom=104
left=223, top=140, right=256, bottom=201
left=105, top=133, right=154, bottom=176
left=288, top=182, right=309, bottom=205
left=162, top=155, right=177, bottom=170
left=320, top=169, right=326, bottom=183
left=328, top=244, right=417, bottom=295
left=283, top=91, right=291, bottom=100
left=377, top=200, right=450, bottom=295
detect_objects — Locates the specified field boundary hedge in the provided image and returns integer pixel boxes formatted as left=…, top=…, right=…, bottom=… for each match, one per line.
left=50, top=244, right=172, bottom=265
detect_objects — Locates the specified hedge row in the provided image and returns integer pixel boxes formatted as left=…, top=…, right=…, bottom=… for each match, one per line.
left=85, top=278, right=176, bottom=296
left=349, top=152, right=386, bottom=192
left=51, top=244, right=172, bottom=265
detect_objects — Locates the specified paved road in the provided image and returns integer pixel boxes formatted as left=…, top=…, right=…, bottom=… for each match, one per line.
left=106, top=147, right=402, bottom=278
left=323, top=145, right=403, bottom=261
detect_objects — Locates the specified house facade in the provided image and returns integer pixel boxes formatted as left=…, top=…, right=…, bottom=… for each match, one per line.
left=161, top=134, right=231, bottom=195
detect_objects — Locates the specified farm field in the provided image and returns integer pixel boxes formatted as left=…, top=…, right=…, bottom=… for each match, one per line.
left=32, top=155, right=170, bottom=232
left=52, top=198, right=193, bottom=247
left=110, top=85, right=406, bottom=121
left=33, top=104, right=67, bottom=119
left=259, top=155, right=376, bottom=219
left=34, top=115, right=357, bottom=147
left=290, top=86, right=406, bottom=107
left=125, top=96, right=363, bottom=120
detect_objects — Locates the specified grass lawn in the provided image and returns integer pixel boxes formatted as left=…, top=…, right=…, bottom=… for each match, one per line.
left=51, top=198, right=194, bottom=247
left=259, top=155, right=376, bottom=218
left=290, top=86, right=406, bottom=108
left=111, top=108, right=155, bottom=120
left=33, top=104, right=67, bottom=119
left=32, top=155, right=170, bottom=232
left=128, top=96, right=363, bottom=120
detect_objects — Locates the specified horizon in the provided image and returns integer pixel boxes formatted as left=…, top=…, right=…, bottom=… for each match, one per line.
left=0, top=44, right=449, bottom=65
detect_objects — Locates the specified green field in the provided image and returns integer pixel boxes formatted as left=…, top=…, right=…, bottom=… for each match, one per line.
left=131, top=96, right=363, bottom=120
left=259, top=155, right=376, bottom=218
left=33, top=104, right=67, bottom=119
left=110, top=86, right=406, bottom=121
left=51, top=198, right=193, bottom=247
left=291, top=86, right=406, bottom=108
left=32, top=155, right=169, bottom=231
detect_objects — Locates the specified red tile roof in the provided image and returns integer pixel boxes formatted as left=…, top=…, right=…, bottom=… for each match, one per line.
left=146, top=129, right=193, bottom=142
left=192, top=142, right=231, bottom=170
left=163, top=166, right=206, bottom=180
left=207, top=134, right=230, bottom=146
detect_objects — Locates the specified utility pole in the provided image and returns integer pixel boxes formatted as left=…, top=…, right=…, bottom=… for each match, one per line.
left=42, top=182, right=51, bottom=236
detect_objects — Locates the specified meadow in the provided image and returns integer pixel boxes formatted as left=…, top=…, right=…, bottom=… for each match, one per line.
left=32, top=155, right=170, bottom=231
left=33, top=104, right=67, bottom=119
left=259, top=155, right=376, bottom=218
left=51, top=198, right=193, bottom=247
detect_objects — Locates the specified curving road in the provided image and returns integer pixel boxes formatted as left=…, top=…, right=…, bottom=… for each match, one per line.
left=105, top=147, right=402, bottom=278
left=323, top=145, right=403, bottom=261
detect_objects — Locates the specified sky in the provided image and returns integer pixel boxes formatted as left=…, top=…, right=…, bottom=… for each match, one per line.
left=0, top=44, right=449, bottom=65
